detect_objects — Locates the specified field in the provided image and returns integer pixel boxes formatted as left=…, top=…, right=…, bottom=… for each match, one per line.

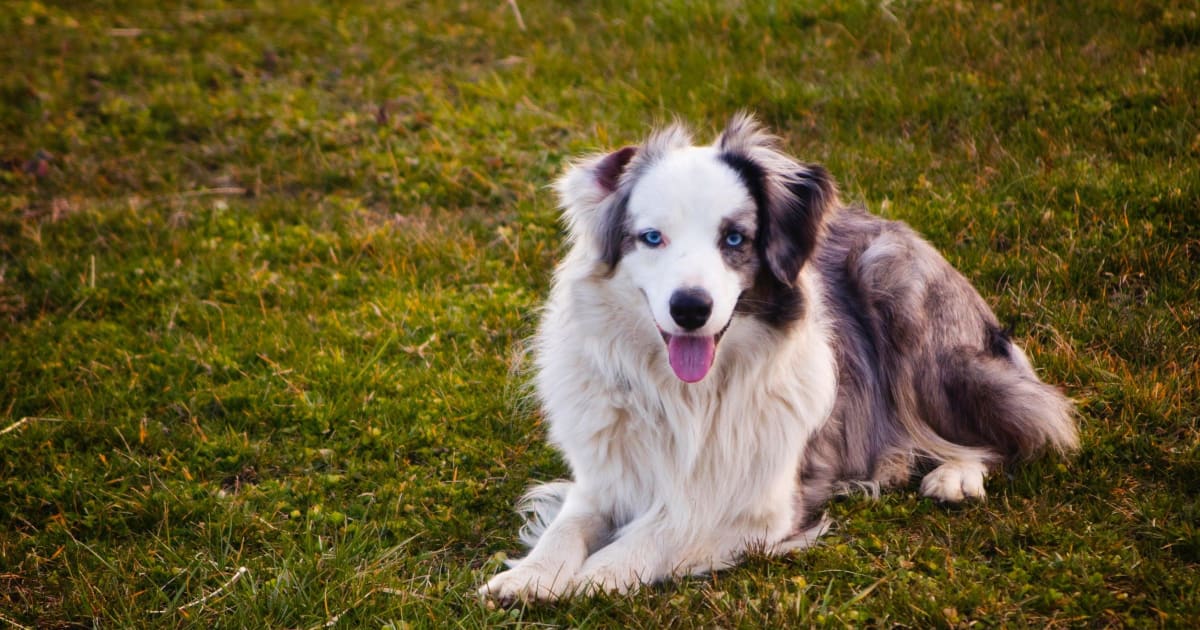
left=2, top=1, right=1198, bottom=627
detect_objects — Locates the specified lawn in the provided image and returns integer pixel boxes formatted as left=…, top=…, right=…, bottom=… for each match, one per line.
left=1, top=0, right=1198, bottom=627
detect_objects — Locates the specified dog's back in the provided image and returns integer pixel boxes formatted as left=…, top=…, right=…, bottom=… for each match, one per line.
left=799, top=207, right=1077, bottom=513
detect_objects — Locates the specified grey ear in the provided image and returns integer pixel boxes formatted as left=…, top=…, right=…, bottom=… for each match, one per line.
left=761, top=165, right=836, bottom=286
left=715, top=113, right=837, bottom=286
left=720, top=151, right=837, bottom=287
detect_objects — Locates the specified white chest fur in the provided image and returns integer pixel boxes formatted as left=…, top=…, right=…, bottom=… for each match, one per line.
left=533, top=263, right=838, bottom=541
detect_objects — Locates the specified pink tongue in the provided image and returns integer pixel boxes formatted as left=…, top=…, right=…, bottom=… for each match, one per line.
left=667, top=335, right=716, bottom=383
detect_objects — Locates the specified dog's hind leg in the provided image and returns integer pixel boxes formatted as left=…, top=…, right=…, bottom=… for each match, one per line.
left=913, top=341, right=1077, bottom=502
left=920, top=458, right=988, bottom=502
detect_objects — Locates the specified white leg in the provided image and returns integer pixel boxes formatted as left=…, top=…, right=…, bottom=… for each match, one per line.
left=920, top=459, right=988, bottom=502
left=569, top=511, right=799, bottom=595
left=479, top=490, right=608, bottom=602
left=570, top=513, right=672, bottom=596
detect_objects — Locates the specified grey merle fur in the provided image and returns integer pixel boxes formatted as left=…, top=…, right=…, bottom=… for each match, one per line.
left=797, top=206, right=1076, bottom=521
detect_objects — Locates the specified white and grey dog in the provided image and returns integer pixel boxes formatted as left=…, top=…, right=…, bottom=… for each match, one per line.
left=480, top=114, right=1077, bottom=602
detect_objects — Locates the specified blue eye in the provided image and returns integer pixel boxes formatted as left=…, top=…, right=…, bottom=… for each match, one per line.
left=639, top=230, right=664, bottom=247
left=723, top=231, right=745, bottom=247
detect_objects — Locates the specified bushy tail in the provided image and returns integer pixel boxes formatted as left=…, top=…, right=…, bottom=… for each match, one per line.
left=939, top=348, right=1079, bottom=462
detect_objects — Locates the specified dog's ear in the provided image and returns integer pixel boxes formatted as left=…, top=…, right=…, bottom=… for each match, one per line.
left=554, top=146, right=637, bottom=267
left=555, top=146, right=637, bottom=211
left=717, top=113, right=837, bottom=286
left=593, top=146, right=638, bottom=194
left=760, top=165, right=837, bottom=286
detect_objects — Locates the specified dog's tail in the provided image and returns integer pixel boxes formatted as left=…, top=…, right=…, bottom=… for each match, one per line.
left=953, top=344, right=1078, bottom=460
left=515, top=480, right=573, bottom=551
left=908, top=343, right=1078, bottom=465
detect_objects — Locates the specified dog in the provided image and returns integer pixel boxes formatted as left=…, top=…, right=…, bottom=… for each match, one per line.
left=480, top=114, right=1077, bottom=602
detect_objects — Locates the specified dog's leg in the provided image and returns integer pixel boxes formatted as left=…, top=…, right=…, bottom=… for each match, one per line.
left=569, top=505, right=805, bottom=594
left=569, top=512, right=673, bottom=595
left=919, top=458, right=989, bottom=502
left=479, top=489, right=607, bottom=603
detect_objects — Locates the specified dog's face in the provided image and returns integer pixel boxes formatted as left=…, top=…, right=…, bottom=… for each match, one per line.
left=556, top=114, right=837, bottom=383
left=620, top=147, right=759, bottom=382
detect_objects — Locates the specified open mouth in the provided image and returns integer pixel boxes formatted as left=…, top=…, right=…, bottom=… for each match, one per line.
left=658, top=320, right=731, bottom=383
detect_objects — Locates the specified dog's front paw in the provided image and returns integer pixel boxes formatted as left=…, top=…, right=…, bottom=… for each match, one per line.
left=479, top=563, right=572, bottom=604
left=571, top=561, right=644, bottom=597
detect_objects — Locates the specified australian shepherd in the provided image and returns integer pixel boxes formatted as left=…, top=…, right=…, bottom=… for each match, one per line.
left=480, top=114, right=1077, bottom=601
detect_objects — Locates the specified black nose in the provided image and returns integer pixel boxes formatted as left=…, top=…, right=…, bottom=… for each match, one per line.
left=669, top=288, right=713, bottom=331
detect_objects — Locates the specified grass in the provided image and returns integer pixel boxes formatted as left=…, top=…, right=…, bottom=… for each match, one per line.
left=1, top=0, right=1197, bottom=626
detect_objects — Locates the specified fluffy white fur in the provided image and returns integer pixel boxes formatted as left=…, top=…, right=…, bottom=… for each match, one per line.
left=481, top=133, right=838, bottom=601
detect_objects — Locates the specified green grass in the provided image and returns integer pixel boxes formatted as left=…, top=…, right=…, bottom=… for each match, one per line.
left=2, top=0, right=1198, bottom=626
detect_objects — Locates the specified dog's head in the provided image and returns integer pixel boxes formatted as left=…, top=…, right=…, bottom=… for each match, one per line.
left=555, top=114, right=838, bottom=383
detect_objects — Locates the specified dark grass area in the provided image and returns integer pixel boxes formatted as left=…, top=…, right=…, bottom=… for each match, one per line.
left=1, top=1, right=1198, bottom=627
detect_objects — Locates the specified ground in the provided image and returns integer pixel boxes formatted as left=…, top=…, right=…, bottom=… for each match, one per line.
left=1, top=1, right=1198, bottom=627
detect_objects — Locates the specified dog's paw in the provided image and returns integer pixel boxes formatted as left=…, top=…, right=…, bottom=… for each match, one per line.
left=571, top=561, right=644, bottom=597
left=920, top=460, right=987, bottom=503
left=478, top=564, right=572, bottom=604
